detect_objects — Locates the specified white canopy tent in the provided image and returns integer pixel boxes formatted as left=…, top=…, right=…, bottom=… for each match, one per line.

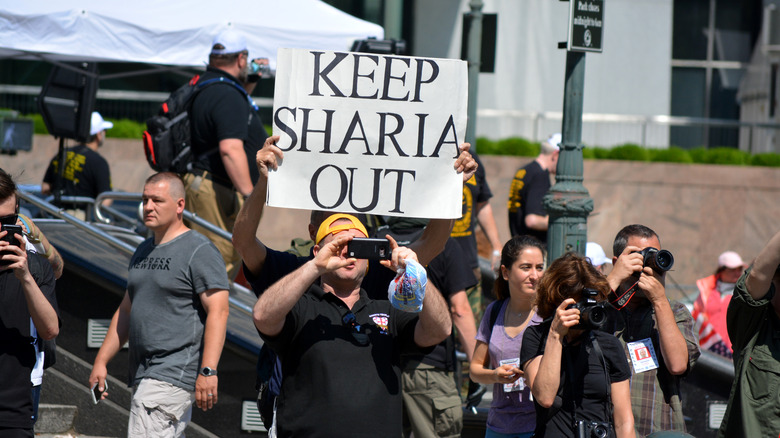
left=0, top=0, right=384, bottom=73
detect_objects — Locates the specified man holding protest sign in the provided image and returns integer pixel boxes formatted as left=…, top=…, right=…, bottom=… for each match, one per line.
left=236, top=48, right=473, bottom=433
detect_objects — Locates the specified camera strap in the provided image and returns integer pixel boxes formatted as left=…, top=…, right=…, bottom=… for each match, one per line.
left=607, top=280, right=639, bottom=310
left=563, top=333, right=614, bottom=435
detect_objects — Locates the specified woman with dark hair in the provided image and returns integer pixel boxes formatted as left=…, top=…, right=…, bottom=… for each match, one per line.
left=520, top=252, right=634, bottom=438
left=469, top=235, right=545, bottom=438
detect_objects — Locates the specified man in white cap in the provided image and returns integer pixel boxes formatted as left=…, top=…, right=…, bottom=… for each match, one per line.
left=41, top=111, right=113, bottom=220
left=507, top=133, right=560, bottom=243
left=185, top=28, right=269, bottom=278
left=586, top=241, right=612, bottom=275
left=692, top=250, right=747, bottom=358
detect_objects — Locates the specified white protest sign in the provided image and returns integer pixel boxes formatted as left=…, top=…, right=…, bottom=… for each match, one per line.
left=268, top=48, right=467, bottom=218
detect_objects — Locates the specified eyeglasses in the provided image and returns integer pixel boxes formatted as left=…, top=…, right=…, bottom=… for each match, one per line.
left=0, top=214, right=18, bottom=226
left=342, top=311, right=369, bottom=346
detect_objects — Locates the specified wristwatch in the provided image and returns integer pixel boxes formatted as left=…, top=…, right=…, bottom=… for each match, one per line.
left=199, top=367, right=217, bottom=377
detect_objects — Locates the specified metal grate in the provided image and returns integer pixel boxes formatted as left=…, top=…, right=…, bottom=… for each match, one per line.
left=241, top=400, right=268, bottom=433
left=87, top=319, right=128, bottom=349
left=708, top=402, right=728, bottom=429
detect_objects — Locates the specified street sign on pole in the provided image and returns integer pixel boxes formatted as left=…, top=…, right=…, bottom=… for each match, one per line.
left=567, top=0, right=604, bottom=52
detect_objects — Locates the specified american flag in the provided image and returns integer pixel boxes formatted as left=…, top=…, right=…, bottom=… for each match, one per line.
left=692, top=308, right=733, bottom=359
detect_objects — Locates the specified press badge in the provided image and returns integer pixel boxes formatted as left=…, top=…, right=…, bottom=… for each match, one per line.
left=627, top=338, right=659, bottom=373
left=499, top=358, right=523, bottom=392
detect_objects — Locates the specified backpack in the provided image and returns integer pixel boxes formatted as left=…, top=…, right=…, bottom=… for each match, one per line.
left=142, top=75, right=254, bottom=173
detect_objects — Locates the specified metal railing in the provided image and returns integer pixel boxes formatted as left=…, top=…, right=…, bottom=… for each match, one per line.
left=17, top=189, right=255, bottom=318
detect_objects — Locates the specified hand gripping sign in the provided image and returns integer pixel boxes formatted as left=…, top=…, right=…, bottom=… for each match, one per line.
left=268, top=48, right=467, bottom=219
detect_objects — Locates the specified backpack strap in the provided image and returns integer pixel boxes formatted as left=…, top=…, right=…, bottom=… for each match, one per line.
left=186, top=76, right=259, bottom=167
left=195, top=76, right=259, bottom=111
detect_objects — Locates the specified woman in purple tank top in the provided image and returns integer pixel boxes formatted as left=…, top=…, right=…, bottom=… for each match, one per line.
left=470, top=235, right=546, bottom=438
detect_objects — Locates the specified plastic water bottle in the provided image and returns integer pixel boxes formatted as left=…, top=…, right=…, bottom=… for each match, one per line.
left=388, top=258, right=427, bottom=312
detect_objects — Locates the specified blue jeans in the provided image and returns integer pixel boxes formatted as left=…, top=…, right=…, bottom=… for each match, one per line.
left=485, top=427, right=534, bottom=438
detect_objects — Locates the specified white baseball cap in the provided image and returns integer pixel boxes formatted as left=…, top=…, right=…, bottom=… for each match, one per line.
left=545, top=133, right=562, bottom=151
left=90, top=112, right=113, bottom=136
left=210, top=29, right=248, bottom=55
left=586, top=242, right=612, bottom=267
left=718, top=251, right=745, bottom=269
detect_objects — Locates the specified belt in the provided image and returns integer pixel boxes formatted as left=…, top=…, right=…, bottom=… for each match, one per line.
left=189, top=168, right=233, bottom=188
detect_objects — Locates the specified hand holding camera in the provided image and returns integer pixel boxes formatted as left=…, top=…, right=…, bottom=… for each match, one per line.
left=566, top=288, right=608, bottom=331
left=552, top=298, right=582, bottom=337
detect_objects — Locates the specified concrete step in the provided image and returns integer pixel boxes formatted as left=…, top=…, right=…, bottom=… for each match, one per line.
left=36, top=404, right=78, bottom=434
left=41, top=346, right=218, bottom=438
left=35, top=434, right=116, bottom=438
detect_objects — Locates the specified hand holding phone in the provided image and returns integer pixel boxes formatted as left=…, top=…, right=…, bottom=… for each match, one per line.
left=90, top=380, right=108, bottom=404
left=0, top=224, right=22, bottom=266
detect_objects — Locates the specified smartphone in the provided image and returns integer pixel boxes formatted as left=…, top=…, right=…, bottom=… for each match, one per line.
left=347, top=238, right=391, bottom=260
left=90, top=380, right=108, bottom=404
left=0, top=224, right=21, bottom=266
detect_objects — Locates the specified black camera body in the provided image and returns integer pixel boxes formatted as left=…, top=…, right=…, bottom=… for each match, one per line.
left=634, top=247, right=674, bottom=273
left=576, top=419, right=611, bottom=438
left=568, top=288, right=608, bottom=331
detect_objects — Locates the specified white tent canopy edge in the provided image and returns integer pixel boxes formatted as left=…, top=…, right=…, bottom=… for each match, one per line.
left=0, top=0, right=384, bottom=70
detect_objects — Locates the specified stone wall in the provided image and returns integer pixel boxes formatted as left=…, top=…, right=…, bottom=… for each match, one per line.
left=4, top=136, right=780, bottom=288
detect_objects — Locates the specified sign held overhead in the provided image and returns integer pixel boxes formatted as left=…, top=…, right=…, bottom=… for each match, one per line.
left=268, top=48, right=468, bottom=219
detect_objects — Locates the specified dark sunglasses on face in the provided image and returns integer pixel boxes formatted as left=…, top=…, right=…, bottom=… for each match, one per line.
left=342, top=311, right=369, bottom=346
left=0, top=214, right=18, bottom=226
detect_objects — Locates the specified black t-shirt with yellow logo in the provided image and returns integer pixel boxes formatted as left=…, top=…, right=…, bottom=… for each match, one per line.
left=451, top=153, right=492, bottom=269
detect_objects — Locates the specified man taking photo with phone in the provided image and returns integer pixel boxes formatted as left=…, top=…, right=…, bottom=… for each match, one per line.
left=253, top=213, right=452, bottom=437
left=0, top=168, right=60, bottom=438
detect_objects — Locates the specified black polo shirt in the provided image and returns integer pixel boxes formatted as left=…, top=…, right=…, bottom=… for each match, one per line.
left=189, top=67, right=268, bottom=186
left=261, top=285, right=429, bottom=437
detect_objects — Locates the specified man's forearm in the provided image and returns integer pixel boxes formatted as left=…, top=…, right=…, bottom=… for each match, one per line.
left=414, top=283, right=451, bottom=347
left=747, top=229, right=780, bottom=299
left=232, top=173, right=268, bottom=273
left=450, top=291, right=476, bottom=362
left=220, top=139, right=253, bottom=196
left=408, top=219, right=452, bottom=266
left=201, top=299, right=229, bottom=369
left=476, top=203, right=502, bottom=251
left=95, top=300, right=131, bottom=367
left=22, top=275, right=58, bottom=340
left=654, top=300, right=690, bottom=375
left=254, top=261, right=320, bottom=336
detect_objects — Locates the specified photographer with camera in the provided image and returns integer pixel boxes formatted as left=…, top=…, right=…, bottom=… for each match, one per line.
left=606, top=224, right=699, bottom=437
left=520, top=253, right=634, bottom=438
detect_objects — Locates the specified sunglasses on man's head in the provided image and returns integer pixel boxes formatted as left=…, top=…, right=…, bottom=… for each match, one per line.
left=342, top=311, right=369, bottom=346
left=0, top=214, right=18, bottom=226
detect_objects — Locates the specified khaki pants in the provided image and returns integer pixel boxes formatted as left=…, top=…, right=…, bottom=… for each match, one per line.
left=129, top=378, right=194, bottom=438
left=402, top=361, right=463, bottom=438
left=182, top=172, right=243, bottom=278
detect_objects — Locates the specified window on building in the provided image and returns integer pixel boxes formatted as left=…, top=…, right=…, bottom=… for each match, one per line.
left=670, top=0, right=761, bottom=148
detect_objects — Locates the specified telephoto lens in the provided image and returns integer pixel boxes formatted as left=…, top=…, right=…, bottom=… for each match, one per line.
left=638, top=247, right=674, bottom=272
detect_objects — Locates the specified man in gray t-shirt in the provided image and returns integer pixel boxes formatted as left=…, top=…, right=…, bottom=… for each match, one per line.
left=89, top=172, right=230, bottom=437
